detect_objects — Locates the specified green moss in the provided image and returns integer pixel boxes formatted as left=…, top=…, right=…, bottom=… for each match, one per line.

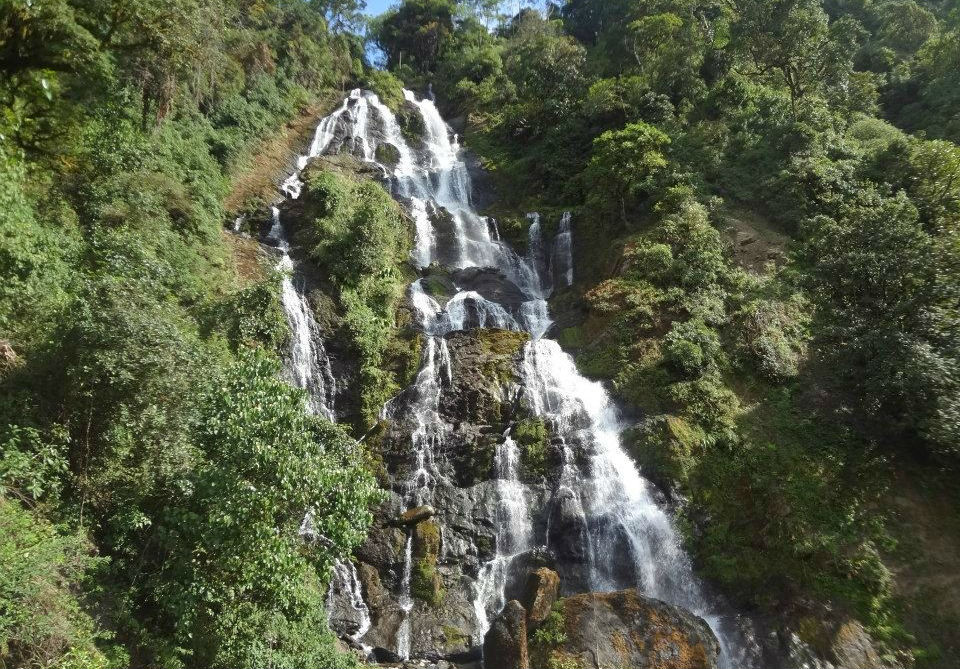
left=556, top=326, right=584, bottom=349
left=421, top=275, right=450, bottom=298
left=477, top=328, right=530, bottom=356
left=397, top=105, right=426, bottom=143
left=375, top=142, right=401, bottom=167
left=411, top=521, right=444, bottom=606
left=515, top=418, right=550, bottom=481
left=624, top=415, right=703, bottom=489
left=442, top=625, right=469, bottom=651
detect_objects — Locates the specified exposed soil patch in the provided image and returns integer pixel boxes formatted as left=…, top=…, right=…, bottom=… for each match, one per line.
left=722, top=205, right=790, bottom=273
left=224, top=91, right=345, bottom=215
left=885, top=466, right=960, bottom=667
left=222, top=229, right=272, bottom=286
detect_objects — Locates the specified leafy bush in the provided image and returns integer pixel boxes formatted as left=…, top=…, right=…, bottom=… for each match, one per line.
left=0, top=499, right=113, bottom=669
left=151, top=350, right=377, bottom=668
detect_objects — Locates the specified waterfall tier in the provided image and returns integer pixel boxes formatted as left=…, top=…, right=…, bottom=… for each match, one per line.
left=275, top=88, right=757, bottom=668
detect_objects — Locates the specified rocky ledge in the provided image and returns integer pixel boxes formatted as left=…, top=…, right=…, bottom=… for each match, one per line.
left=484, top=585, right=720, bottom=669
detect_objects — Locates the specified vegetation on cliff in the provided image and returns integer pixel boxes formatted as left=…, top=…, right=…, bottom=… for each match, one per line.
left=1, top=0, right=379, bottom=666
left=371, top=0, right=960, bottom=664
left=3, top=0, right=959, bottom=666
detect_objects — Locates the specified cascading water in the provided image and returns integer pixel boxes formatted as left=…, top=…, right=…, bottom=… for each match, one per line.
left=267, top=206, right=336, bottom=421
left=551, top=211, right=574, bottom=289
left=326, top=560, right=373, bottom=650
left=291, top=88, right=755, bottom=667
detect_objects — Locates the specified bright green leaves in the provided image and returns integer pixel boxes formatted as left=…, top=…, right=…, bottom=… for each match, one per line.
left=298, top=168, right=412, bottom=427
left=585, top=121, right=670, bottom=221
left=155, top=350, right=377, bottom=668
left=0, top=498, right=113, bottom=669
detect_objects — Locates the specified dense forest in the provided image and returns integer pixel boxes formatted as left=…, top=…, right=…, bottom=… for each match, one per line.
left=1, top=0, right=959, bottom=668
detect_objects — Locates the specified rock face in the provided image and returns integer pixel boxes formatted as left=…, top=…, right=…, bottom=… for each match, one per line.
left=522, top=568, right=559, bottom=628
left=483, top=600, right=529, bottom=669
left=350, top=327, right=553, bottom=659
left=397, top=505, right=436, bottom=526
left=530, top=590, right=720, bottom=669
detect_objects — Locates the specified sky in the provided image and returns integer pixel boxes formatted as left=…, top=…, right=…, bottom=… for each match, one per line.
left=363, top=0, right=396, bottom=16
left=361, top=1, right=543, bottom=17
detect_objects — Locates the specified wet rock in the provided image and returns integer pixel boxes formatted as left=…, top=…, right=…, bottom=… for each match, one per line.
left=398, top=505, right=437, bottom=526
left=449, top=268, right=528, bottom=311
left=547, top=488, right=590, bottom=565
left=522, top=568, right=559, bottom=628
left=531, top=590, right=719, bottom=669
left=483, top=600, right=529, bottom=669
left=372, top=646, right=402, bottom=663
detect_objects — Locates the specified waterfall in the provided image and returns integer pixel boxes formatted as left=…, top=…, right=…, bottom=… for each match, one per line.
left=397, top=534, right=415, bottom=660
left=551, top=211, right=574, bottom=289
left=296, top=88, right=753, bottom=666
left=472, top=434, right=534, bottom=644
left=327, top=560, right=373, bottom=651
left=270, top=206, right=336, bottom=421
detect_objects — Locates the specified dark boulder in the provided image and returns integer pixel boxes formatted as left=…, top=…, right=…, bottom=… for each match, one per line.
left=449, top=267, right=529, bottom=310
left=483, top=600, right=530, bottom=669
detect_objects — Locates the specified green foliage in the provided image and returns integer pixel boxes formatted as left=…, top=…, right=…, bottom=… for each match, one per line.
left=529, top=601, right=574, bottom=669
left=298, top=168, right=412, bottom=427
left=531, top=603, right=567, bottom=647
left=687, top=388, right=894, bottom=621
left=799, top=188, right=959, bottom=455
left=152, top=350, right=376, bottom=668
left=0, top=0, right=375, bottom=664
left=0, top=498, right=114, bottom=669
left=363, top=69, right=407, bottom=112
left=209, top=274, right=290, bottom=353
left=372, top=0, right=458, bottom=75
left=585, top=122, right=670, bottom=221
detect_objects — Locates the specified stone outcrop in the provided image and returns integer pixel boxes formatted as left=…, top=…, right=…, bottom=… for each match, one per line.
left=522, top=568, right=559, bottom=629
left=483, top=600, right=529, bottom=669
left=397, top=505, right=436, bottom=526
left=529, top=589, right=720, bottom=669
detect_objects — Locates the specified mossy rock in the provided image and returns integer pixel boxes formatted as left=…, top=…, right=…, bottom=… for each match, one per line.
left=375, top=142, right=401, bottom=167
left=515, top=418, right=551, bottom=481
left=624, top=415, right=703, bottom=491
left=477, top=328, right=530, bottom=356
left=398, top=103, right=426, bottom=144
left=443, top=626, right=470, bottom=652
left=413, top=520, right=441, bottom=558
left=412, top=521, right=444, bottom=606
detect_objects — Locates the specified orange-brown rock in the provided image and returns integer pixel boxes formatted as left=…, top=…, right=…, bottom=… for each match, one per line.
left=535, top=589, right=719, bottom=669
left=522, top=567, right=560, bottom=628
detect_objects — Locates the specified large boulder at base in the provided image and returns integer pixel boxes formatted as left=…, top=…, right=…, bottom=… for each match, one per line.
left=533, top=589, right=719, bottom=669
left=483, top=600, right=529, bottom=669
left=522, top=568, right=559, bottom=628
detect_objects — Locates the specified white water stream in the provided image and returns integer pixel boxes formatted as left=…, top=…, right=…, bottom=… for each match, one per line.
left=283, top=88, right=753, bottom=666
